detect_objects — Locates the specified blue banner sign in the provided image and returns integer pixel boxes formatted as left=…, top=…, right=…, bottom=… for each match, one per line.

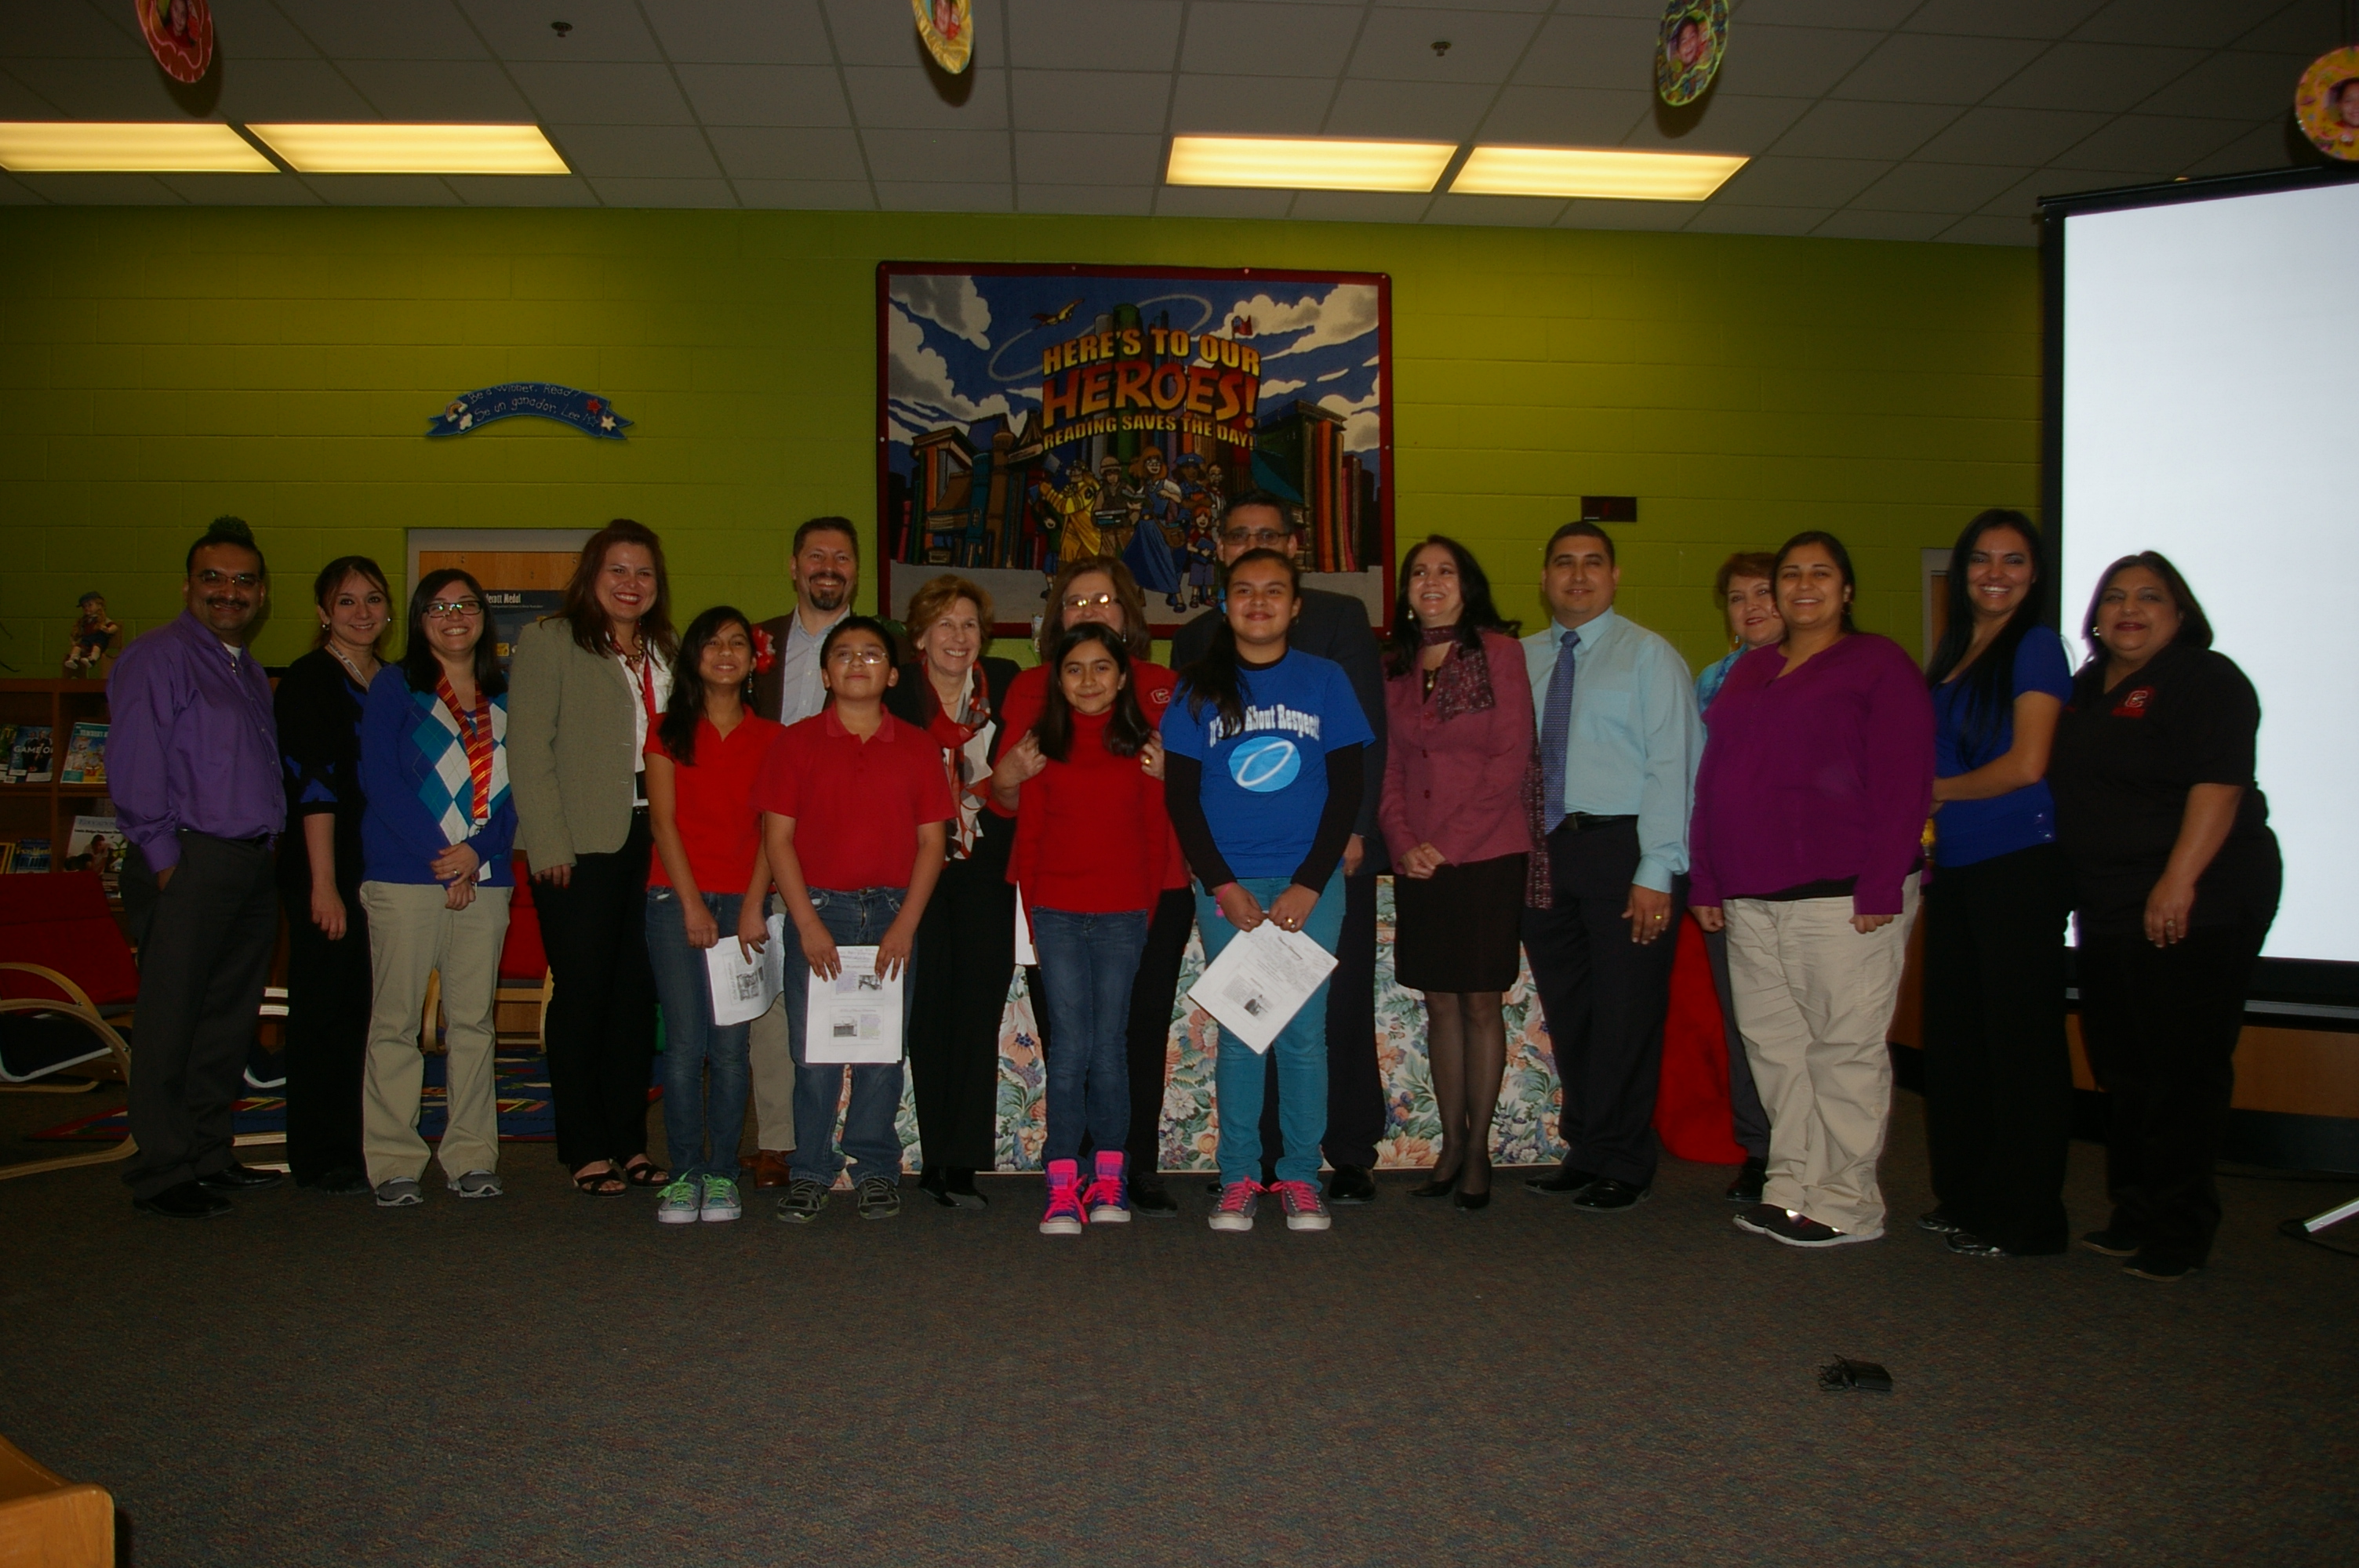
left=428, top=383, right=632, bottom=440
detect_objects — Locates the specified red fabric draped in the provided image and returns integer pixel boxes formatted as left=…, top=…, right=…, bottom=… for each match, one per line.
left=1650, top=917, right=1747, bottom=1165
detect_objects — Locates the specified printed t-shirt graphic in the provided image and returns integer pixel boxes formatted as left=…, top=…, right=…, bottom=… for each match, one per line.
left=1159, top=649, right=1374, bottom=879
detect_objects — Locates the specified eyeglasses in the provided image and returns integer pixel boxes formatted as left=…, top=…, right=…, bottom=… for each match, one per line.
left=1220, top=528, right=1289, bottom=547
left=426, top=599, right=484, bottom=619
left=1062, top=591, right=1117, bottom=610
left=828, top=647, right=889, bottom=666
left=194, top=570, right=262, bottom=590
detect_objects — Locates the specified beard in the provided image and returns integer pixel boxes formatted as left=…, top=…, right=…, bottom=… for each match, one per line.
left=803, top=575, right=849, bottom=611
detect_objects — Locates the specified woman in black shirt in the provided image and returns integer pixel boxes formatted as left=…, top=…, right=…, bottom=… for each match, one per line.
left=2048, top=552, right=2280, bottom=1282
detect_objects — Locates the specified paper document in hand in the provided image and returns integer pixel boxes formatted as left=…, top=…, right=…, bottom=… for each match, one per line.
left=704, top=913, right=787, bottom=1026
left=803, top=946, right=904, bottom=1064
left=1185, top=921, right=1339, bottom=1054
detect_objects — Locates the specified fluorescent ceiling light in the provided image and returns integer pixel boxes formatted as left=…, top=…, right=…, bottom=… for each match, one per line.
left=0, top=122, right=274, bottom=173
left=1165, top=135, right=1456, bottom=193
left=1452, top=146, right=1748, bottom=201
left=245, top=123, right=570, bottom=175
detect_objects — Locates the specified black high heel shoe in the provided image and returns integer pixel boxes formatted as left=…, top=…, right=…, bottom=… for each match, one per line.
left=1452, top=1185, right=1491, bottom=1212
left=1410, top=1167, right=1459, bottom=1199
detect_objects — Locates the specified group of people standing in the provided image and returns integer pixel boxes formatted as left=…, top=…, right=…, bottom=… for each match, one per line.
left=104, top=500, right=2280, bottom=1280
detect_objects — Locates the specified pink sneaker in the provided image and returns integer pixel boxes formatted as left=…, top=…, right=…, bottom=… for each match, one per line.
left=1039, top=1158, right=1085, bottom=1236
left=1083, top=1150, right=1129, bottom=1225
left=1275, top=1179, right=1331, bottom=1232
left=1208, top=1179, right=1262, bottom=1232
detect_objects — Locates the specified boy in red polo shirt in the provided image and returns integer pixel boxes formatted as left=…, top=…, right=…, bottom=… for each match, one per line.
left=755, top=616, right=953, bottom=1223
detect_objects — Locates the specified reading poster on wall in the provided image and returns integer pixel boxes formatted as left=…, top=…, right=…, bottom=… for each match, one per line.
left=876, top=263, right=1394, bottom=637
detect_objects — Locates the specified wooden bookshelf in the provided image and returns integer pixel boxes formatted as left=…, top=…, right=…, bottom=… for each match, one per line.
left=0, top=679, right=112, bottom=857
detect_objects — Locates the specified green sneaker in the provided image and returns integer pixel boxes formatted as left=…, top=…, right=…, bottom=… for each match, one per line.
left=655, top=1178, right=700, bottom=1225
left=700, top=1174, right=743, bottom=1223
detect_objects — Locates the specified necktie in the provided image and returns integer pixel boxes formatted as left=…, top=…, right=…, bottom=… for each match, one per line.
left=1539, top=626, right=1579, bottom=833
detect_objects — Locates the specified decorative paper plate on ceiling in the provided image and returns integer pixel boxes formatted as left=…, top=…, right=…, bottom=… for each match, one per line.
left=914, top=0, right=973, bottom=74
left=2294, top=46, right=2359, bottom=162
left=1656, top=0, right=1728, bottom=108
left=133, top=0, right=214, bottom=85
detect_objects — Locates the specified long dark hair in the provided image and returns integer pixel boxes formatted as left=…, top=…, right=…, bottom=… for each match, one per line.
left=1180, top=547, right=1299, bottom=738
left=2078, top=550, right=2214, bottom=671
left=311, top=554, right=391, bottom=653
left=1773, top=530, right=1858, bottom=634
left=1383, top=534, right=1518, bottom=677
left=1925, top=510, right=2049, bottom=764
left=401, top=568, right=505, bottom=697
left=1034, top=622, right=1152, bottom=764
left=657, top=605, right=754, bottom=767
left=555, top=519, right=678, bottom=661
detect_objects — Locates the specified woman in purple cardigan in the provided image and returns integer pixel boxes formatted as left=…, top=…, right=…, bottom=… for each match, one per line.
left=1689, top=532, right=1934, bottom=1249
left=1379, top=536, right=1539, bottom=1211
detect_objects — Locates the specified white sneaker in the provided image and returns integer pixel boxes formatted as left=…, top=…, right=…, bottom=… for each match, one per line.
left=700, top=1175, right=743, bottom=1223
left=1207, top=1180, right=1260, bottom=1233
left=1274, top=1179, right=1332, bottom=1232
left=373, top=1177, right=422, bottom=1208
left=656, top=1178, right=700, bottom=1225
left=446, top=1170, right=501, bottom=1199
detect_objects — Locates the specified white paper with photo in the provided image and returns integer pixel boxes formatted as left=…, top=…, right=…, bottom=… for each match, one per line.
left=1014, top=890, right=1035, bottom=967
left=1186, top=921, right=1339, bottom=1054
left=704, top=913, right=787, bottom=1027
left=803, top=946, right=903, bottom=1064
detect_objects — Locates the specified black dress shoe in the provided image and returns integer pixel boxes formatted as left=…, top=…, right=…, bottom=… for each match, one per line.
left=1569, top=1177, right=1649, bottom=1212
left=134, top=1181, right=231, bottom=1219
left=1725, top=1157, right=1767, bottom=1204
left=1452, top=1186, right=1490, bottom=1212
left=1525, top=1167, right=1598, bottom=1195
left=2080, top=1226, right=2141, bottom=1257
left=198, top=1162, right=284, bottom=1192
left=1324, top=1164, right=1376, bottom=1205
left=1410, top=1168, right=1459, bottom=1199
left=1130, top=1177, right=1179, bottom=1218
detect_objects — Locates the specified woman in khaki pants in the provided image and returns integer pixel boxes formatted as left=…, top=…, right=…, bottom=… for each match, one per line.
left=356, top=569, right=517, bottom=1207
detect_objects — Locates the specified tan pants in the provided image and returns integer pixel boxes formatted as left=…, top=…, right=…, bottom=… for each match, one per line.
left=360, top=880, right=512, bottom=1186
left=747, top=993, right=794, bottom=1152
left=1724, top=875, right=1919, bottom=1239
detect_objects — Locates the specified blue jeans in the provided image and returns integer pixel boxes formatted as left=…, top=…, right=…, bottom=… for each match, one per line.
left=784, top=887, right=911, bottom=1187
left=1030, top=907, right=1148, bottom=1164
left=645, top=887, right=754, bottom=1185
left=1192, top=873, right=1346, bottom=1186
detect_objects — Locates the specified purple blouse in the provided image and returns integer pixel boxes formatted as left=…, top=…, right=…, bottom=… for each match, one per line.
left=107, top=610, right=285, bottom=872
left=1378, top=630, right=1536, bottom=869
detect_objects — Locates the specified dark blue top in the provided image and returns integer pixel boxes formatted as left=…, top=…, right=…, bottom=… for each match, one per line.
left=1930, top=630, right=2072, bottom=867
left=359, top=666, right=516, bottom=887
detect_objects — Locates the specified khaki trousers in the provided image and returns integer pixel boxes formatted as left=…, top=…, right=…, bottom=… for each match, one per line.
left=747, top=995, right=794, bottom=1153
left=1724, top=875, right=1918, bottom=1239
left=360, top=880, right=512, bottom=1186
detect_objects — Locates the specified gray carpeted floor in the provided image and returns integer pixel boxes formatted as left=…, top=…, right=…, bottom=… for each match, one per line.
left=3, top=1083, right=2354, bottom=1566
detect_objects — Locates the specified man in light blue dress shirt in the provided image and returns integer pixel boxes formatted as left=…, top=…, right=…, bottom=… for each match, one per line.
left=1519, top=522, right=1702, bottom=1210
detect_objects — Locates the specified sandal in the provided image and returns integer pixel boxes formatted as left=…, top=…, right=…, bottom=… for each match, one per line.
left=621, top=1158, right=670, bottom=1187
left=572, top=1163, right=625, bottom=1196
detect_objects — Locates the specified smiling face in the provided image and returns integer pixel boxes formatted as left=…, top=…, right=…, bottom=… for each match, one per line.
left=594, top=543, right=658, bottom=633
left=2093, top=565, right=2183, bottom=669
left=1218, top=502, right=1293, bottom=566
left=793, top=526, right=856, bottom=615
left=1406, top=543, right=1464, bottom=630
left=1059, top=641, right=1125, bottom=717
left=1776, top=543, right=1852, bottom=637
left=913, top=595, right=983, bottom=685
left=184, top=542, right=266, bottom=641
left=1060, top=568, right=1123, bottom=635
left=1543, top=532, right=1618, bottom=630
left=698, top=619, right=752, bottom=694
left=420, top=580, right=485, bottom=665
left=1723, top=575, right=1781, bottom=649
left=323, top=569, right=388, bottom=654
left=1965, top=524, right=2037, bottom=628
left=1225, top=556, right=1299, bottom=652
left=820, top=628, right=896, bottom=703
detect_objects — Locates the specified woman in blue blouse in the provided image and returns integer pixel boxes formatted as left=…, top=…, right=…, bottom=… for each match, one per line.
left=1918, top=510, right=2074, bottom=1258
left=356, top=569, right=518, bottom=1209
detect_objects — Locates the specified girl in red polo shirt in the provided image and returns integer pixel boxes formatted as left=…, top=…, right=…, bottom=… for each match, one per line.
left=645, top=606, right=783, bottom=1226
left=991, top=622, right=1172, bottom=1235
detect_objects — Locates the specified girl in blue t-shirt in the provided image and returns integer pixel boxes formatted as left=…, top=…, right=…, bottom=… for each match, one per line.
left=1161, top=548, right=1372, bottom=1235
left=1918, top=510, right=2075, bottom=1260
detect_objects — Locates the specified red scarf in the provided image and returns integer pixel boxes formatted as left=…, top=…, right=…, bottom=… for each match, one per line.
left=434, top=672, right=495, bottom=826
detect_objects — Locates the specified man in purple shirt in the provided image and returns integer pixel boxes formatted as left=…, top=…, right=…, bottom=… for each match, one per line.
left=110, top=517, right=288, bottom=1218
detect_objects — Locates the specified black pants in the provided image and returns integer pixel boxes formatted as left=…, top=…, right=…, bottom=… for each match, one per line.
left=1921, top=845, right=2073, bottom=1251
left=1259, top=869, right=1384, bottom=1172
left=1703, top=925, right=1770, bottom=1160
left=536, top=811, right=660, bottom=1171
left=908, top=854, right=1014, bottom=1172
left=119, top=833, right=280, bottom=1201
left=278, top=872, right=372, bottom=1184
left=1520, top=822, right=1681, bottom=1189
left=2077, top=913, right=2273, bottom=1269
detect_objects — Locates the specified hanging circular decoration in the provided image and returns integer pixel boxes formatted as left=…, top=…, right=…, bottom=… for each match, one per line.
left=133, top=0, right=215, bottom=85
left=1656, top=0, right=1728, bottom=107
left=2294, top=46, right=2359, bottom=162
left=912, top=0, right=973, bottom=75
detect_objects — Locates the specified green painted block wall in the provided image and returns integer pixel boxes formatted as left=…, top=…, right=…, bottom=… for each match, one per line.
left=0, top=207, right=2038, bottom=673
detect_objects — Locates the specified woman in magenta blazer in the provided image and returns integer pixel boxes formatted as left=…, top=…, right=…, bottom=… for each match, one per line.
left=1379, top=536, right=1540, bottom=1210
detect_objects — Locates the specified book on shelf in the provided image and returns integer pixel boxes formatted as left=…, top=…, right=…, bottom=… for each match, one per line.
left=0, top=725, right=15, bottom=780
left=64, top=815, right=125, bottom=894
left=58, top=721, right=108, bottom=786
left=11, top=837, right=51, bottom=873
left=7, top=725, right=53, bottom=785
left=0, top=840, right=14, bottom=873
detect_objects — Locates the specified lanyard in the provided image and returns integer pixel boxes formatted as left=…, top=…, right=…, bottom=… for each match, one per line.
left=433, top=672, right=495, bottom=827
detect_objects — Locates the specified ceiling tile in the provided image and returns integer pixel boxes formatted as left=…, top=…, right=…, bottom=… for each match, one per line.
left=1012, top=131, right=1161, bottom=185
left=1935, top=212, right=2041, bottom=247
left=1831, top=34, right=2048, bottom=103
left=9, top=59, right=206, bottom=118
left=2229, top=0, right=2349, bottom=55
left=1016, top=183, right=1158, bottom=216
left=1848, top=162, right=2031, bottom=213
left=0, top=174, right=45, bottom=205
left=735, top=179, right=876, bottom=209
left=1322, top=79, right=1496, bottom=140
left=1618, top=94, right=1814, bottom=151
left=676, top=64, right=851, bottom=127
left=2137, top=50, right=2317, bottom=120
left=645, top=0, right=834, bottom=64
left=1513, top=14, right=1665, bottom=90
left=707, top=126, right=867, bottom=182
left=1421, top=193, right=1568, bottom=227
left=213, top=57, right=380, bottom=119
left=1347, top=8, right=1547, bottom=85
left=1009, top=71, right=1173, bottom=134
left=1477, top=85, right=1652, bottom=143
left=0, top=69, right=64, bottom=117
left=151, top=174, right=319, bottom=205
left=1813, top=209, right=1954, bottom=240
left=1900, top=0, right=2107, bottom=38
left=1710, top=154, right=1892, bottom=207
left=842, top=66, right=1010, bottom=129
left=876, top=180, right=1015, bottom=212
left=1736, top=1, right=1919, bottom=25
left=1381, top=0, right=1557, bottom=12
left=1009, top=0, right=1184, bottom=71
left=2180, top=119, right=2305, bottom=176
left=1181, top=2, right=1360, bottom=78
left=1768, top=100, right=1961, bottom=159
left=1289, top=191, right=1439, bottom=223
left=2052, top=113, right=2248, bottom=172
left=1150, top=186, right=1297, bottom=218
left=549, top=125, right=722, bottom=180
left=862, top=127, right=1012, bottom=184
left=821, top=0, right=938, bottom=67
left=1557, top=198, right=1703, bottom=230
left=1912, top=107, right=2114, bottom=166
left=509, top=62, right=696, bottom=125
left=1169, top=73, right=1334, bottom=135
left=6, top=173, right=185, bottom=205
left=2072, top=0, right=2284, bottom=49
left=1685, top=203, right=1831, bottom=235
left=587, top=177, right=738, bottom=207
left=202, top=0, right=328, bottom=59
left=1977, top=166, right=2152, bottom=216
left=9, top=2, right=136, bottom=56
left=1708, top=26, right=1886, bottom=99
left=271, top=0, right=487, bottom=60
left=298, top=175, right=465, bottom=206
left=444, top=174, right=601, bottom=205
left=1983, top=42, right=2206, bottom=112
left=456, top=0, right=659, bottom=62
left=336, top=60, right=536, bottom=120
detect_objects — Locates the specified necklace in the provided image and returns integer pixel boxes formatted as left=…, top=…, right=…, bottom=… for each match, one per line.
left=326, top=642, right=376, bottom=688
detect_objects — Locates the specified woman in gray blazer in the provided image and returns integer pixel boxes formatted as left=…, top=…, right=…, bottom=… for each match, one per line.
left=509, top=521, right=679, bottom=1195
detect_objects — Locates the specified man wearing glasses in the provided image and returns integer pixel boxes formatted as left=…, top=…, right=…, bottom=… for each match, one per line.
left=1171, top=492, right=1390, bottom=1206
left=109, top=517, right=289, bottom=1218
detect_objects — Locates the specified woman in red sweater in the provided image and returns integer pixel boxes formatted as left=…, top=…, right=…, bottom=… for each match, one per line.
left=990, top=622, right=1172, bottom=1236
